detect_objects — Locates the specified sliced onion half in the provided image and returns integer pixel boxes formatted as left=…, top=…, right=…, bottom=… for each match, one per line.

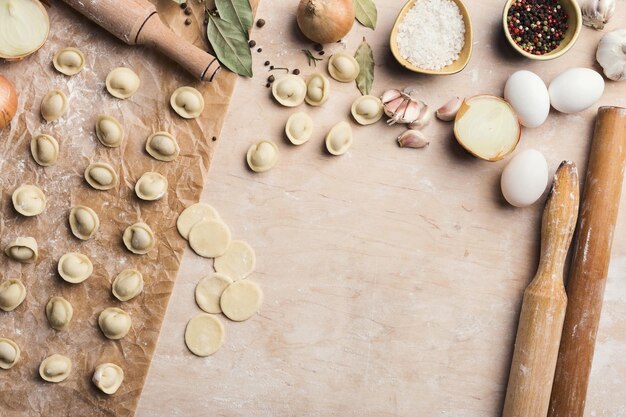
left=0, top=0, right=50, bottom=60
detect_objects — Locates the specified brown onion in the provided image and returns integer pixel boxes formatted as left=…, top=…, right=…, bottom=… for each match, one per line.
left=0, top=75, right=18, bottom=129
left=296, top=0, right=354, bottom=44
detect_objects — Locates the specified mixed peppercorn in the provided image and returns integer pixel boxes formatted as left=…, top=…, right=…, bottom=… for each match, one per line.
left=506, top=0, right=568, bottom=56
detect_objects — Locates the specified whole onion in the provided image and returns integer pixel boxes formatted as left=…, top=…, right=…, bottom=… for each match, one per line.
left=0, top=75, right=18, bottom=129
left=296, top=0, right=355, bottom=44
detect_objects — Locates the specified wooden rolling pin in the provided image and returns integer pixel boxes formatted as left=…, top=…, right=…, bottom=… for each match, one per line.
left=61, top=0, right=220, bottom=81
left=502, top=161, right=580, bottom=417
left=548, top=106, right=626, bottom=417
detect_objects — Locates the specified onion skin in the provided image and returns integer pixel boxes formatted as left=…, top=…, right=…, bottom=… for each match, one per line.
left=0, top=75, right=18, bottom=129
left=296, top=0, right=355, bottom=44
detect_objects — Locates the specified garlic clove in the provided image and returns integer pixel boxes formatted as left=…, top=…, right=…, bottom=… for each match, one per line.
left=381, top=89, right=403, bottom=104
left=407, top=103, right=430, bottom=128
left=582, top=0, right=615, bottom=30
left=436, top=97, right=463, bottom=121
left=397, top=130, right=429, bottom=149
left=596, top=29, right=626, bottom=82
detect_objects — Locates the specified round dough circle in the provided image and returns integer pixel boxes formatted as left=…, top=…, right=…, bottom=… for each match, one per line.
left=69, top=205, right=100, bottom=240
left=170, top=86, right=205, bottom=119
left=188, top=219, right=231, bottom=258
left=0, top=279, right=26, bottom=312
left=46, top=296, right=73, bottom=330
left=220, top=280, right=263, bottom=322
left=98, top=307, right=132, bottom=340
left=4, top=237, right=38, bottom=264
left=195, top=273, right=233, bottom=314
left=58, top=252, right=93, bottom=284
left=30, top=134, right=59, bottom=166
left=112, top=269, right=144, bottom=302
left=95, top=115, right=123, bottom=147
left=122, top=222, right=156, bottom=255
left=146, top=132, right=180, bottom=162
left=135, top=172, right=168, bottom=201
left=53, top=47, right=85, bottom=76
left=176, top=203, right=220, bottom=240
left=93, top=363, right=124, bottom=394
left=214, top=240, right=256, bottom=281
left=0, top=338, right=20, bottom=369
left=106, top=67, right=140, bottom=99
left=41, top=89, right=68, bottom=122
left=184, top=313, right=225, bottom=357
left=84, top=162, right=118, bottom=191
left=12, top=184, right=46, bottom=216
left=39, top=354, right=72, bottom=383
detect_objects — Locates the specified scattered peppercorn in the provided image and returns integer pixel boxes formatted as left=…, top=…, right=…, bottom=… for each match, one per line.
left=249, top=40, right=256, bottom=48
left=268, top=75, right=275, bottom=82
left=184, top=7, right=192, bottom=15
left=506, top=0, right=568, bottom=55
left=256, top=19, right=266, bottom=28
left=270, top=65, right=274, bottom=70
left=266, top=83, right=271, bottom=88
left=212, top=136, right=217, bottom=141
left=257, top=48, right=262, bottom=53
left=180, top=2, right=187, bottom=9
left=264, top=61, right=270, bottom=66
left=185, top=18, right=192, bottom=25
left=319, top=51, right=325, bottom=56
left=314, top=43, right=323, bottom=52
left=293, top=69, right=300, bottom=75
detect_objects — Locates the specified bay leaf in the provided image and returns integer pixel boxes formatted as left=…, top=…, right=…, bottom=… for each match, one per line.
left=207, top=13, right=253, bottom=77
left=353, top=0, right=377, bottom=30
left=215, top=0, right=253, bottom=34
left=354, top=38, right=374, bottom=96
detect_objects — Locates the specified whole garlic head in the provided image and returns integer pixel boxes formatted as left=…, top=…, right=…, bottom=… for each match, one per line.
left=582, top=0, right=615, bottom=30
left=596, top=29, right=626, bottom=82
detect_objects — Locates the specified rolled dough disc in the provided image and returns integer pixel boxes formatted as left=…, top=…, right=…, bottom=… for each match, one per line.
left=220, top=280, right=263, bottom=322
left=176, top=203, right=220, bottom=240
left=184, top=313, right=225, bottom=357
left=188, top=219, right=231, bottom=258
left=214, top=240, right=256, bottom=281
left=195, top=273, right=233, bottom=314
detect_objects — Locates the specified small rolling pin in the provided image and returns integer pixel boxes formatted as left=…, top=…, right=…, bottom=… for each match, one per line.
left=502, top=161, right=579, bottom=417
left=61, top=0, right=220, bottom=81
left=548, top=106, right=626, bottom=417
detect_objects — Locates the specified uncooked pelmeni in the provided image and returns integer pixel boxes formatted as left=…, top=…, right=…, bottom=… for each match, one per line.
left=170, top=86, right=205, bottom=119
left=123, top=222, right=156, bottom=255
left=285, top=112, right=313, bottom=145
left=305, top=73, right=330, bottom=106
left=220, top=280, right=263, bottom=322
left=0, top=338, right=20, bottom=369
left=146, top=132, right=180, bottom=162
left=98, top=307, right=131, bottom=340
left=246, top=140, right=278, bottom=172
left=45, top=296, right=73, bottom=330
left=328, top=53, right=360, bottom=83
left=4, top=237, right=38, bottom=263
left=272, top=74, right=307, bottom=107
left=53, top=47, right=85, bottom=76
left=135, top=172, right=168, bottom=201
left=351, top=95, right=384, bottom=125
left=195, top=273, right=233, bottom=314
left=69, top=205, right=100, bottom=240
left=188, top=219, right=231, bottom=258
left=176, top=203, right=220, bottom=240
left=12, top=184, right=46, bottom=216
left=106, top=67, right=140, bottom=99
left=325, top=121, right=353, bottom=155
left=184, top=313, right=225, bottom=357
left=58, top=252, right=93, bottom=284
left=39, top=354, right=72, bottom=383
left=0, top=279, right=26, bottom=312
left=41, top=90, right=68, bottom=122
left=30, top=134, right=59, bottom=166
left=84, top=162, right=118, bottom=191
left=112, top=269, right=144, bottom=302
left=93, top=363, right=124, bottom=394
left=214, top=240, right=256, bottom=281
left=95, top=115, right=123, bottom=148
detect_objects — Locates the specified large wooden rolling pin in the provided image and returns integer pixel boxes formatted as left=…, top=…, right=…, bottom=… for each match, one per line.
left=61, top=0, right=220, bottom=81
left=548, top=106, right=626, bottom=417
left=502, top=161, right=579, bottom=417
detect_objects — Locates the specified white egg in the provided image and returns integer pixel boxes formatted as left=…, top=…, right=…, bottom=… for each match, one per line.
left=548, top=68, right=605, bottom=114
left=501, top=149, right=549, bottom=207
left=504, top=70, right=550, bottom=128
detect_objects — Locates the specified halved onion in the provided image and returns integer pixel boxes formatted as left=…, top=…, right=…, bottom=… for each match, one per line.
left=0, top=0, right=50, bottom=60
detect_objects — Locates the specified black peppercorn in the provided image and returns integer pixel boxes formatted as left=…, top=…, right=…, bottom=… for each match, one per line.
left=212, top=136, right=217, bottom=141
left=249, top=40, right=256, bottom=48
left=318, top=51, right=325, bottom=56
left=184, top=7, right=192, bottom=15
left=256, top=19, right=266, bottom=28
left=293, top=69, right=300, bottom=75
left=270, top=65, right=274, bottom=70
left=506, top=0, right=568, bottom=56
left=314, top=43, right=323, bottom=52
left=180, top=2, right=187, bottom=9
left=266, top=83, right=271, bottom=88
left=264, top=61, right=270, bottom=66
left=268, top=75, right=275, bottom=82
left=184, top=18, right=192, bottom=25
left=257, top=48, right=262, bottom=53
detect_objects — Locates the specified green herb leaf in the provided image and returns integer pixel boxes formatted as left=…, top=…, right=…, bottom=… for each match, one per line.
left=215, top=0, right=253, bottom=34
left=207, top=13, right=253, bottom=77
left=302, top=49, right=323, bottom=67
left=354, top=38, right=374, bottom=95
left=353, top=0, right=377, bottom=30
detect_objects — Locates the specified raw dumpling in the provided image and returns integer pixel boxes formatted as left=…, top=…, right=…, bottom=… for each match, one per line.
left=84, top=162, right=118, bottom=191
left=95, top=115, right=123, bottom=148
left=214, top=240, right=256, bottom=281
left=176, top=203, right=220, bottom=240
left=123, top=222, right=156, bottom=255
left=220, top=280, right=263, bottom=322
left=328, top=53, right=360, bottom=82
left=184, top=313, right=225, bottom=357
left=46, top=296, right=73, bottom=330
left=0, top=279, right=26, bottom=312
left=351, top=95, right=384, bottom=125
left=188, top=219, right=231, bottom=258
left=0, top=338, right=20, bottom=369
left=4, top=237, right=38, bottom=263
left=325, top=121, right=353, bottom=155
left=106, top=67, right=140, bottom=99
left=135, top=172, right=167, bottom=201
left=30, top=134, right=59, bottom=166
left=170, top=86, right=204, bottom=119
left=246, top=140, right=278, bottom=172
left=12, top=184, right=46, bottom=216
left=272, top=74, right=306, bottom=107
left=58, top=252, right=93, bottom=284
left=93, top=363, right=124, bottom=394
left=195, top=273, right=233, bottom=314
left=146, top=132, right=180, bottom=162
left=41, top=90, right=68, bottom=122
left=39, top=354, right=72, bottom=383
left=285, top=112, right=313, bottom=145
left=69, top=205, right=100, bottom=240
left=98, top=307, right=131, bottom=340
left=53, top=47, right=85, bottom=76
left=112, top=269, right=144, bottom=302
left=305, top=73, right=330, bottom=106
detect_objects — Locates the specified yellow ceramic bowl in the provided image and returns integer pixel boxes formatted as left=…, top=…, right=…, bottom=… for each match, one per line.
left=390, top=0, right=473, bottom=75
left=502, top=0, right=582, bottom=60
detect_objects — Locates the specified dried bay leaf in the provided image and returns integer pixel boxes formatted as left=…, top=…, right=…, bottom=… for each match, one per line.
left=353, top=0, right=377, bottom=30
left=207, top=13, right=253, bottom=77
left=354, top=38, right=374, bottom=96
left=215, top=0, right=253, bottom=34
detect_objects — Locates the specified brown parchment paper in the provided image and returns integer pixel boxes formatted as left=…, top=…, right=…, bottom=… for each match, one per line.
left=0, top=0, right=257, bottom=415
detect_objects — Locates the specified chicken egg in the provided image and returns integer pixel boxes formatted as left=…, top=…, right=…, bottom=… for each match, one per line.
left=504, top=70, right=550, bottom=128
left=501, top=149, right=549, bottom=207
left=548, top=68, right=605, bottom=114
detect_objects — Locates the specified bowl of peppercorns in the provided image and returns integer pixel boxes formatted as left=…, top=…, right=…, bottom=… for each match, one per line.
left=503, top=0, right=582, bottom=60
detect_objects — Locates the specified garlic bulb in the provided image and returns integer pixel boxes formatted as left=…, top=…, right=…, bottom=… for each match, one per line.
left=596, top=29, right=626, bottom=81
left=380, top=88, right=426, bottom=125
left=581, top=0, right=615, bottom=30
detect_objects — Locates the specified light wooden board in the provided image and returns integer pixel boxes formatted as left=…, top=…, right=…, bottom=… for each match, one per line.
left=138, top=0, right=626, bottom=416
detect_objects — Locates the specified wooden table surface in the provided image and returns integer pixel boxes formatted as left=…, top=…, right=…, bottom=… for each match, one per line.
left=137, top=0, right=626, bottom=416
